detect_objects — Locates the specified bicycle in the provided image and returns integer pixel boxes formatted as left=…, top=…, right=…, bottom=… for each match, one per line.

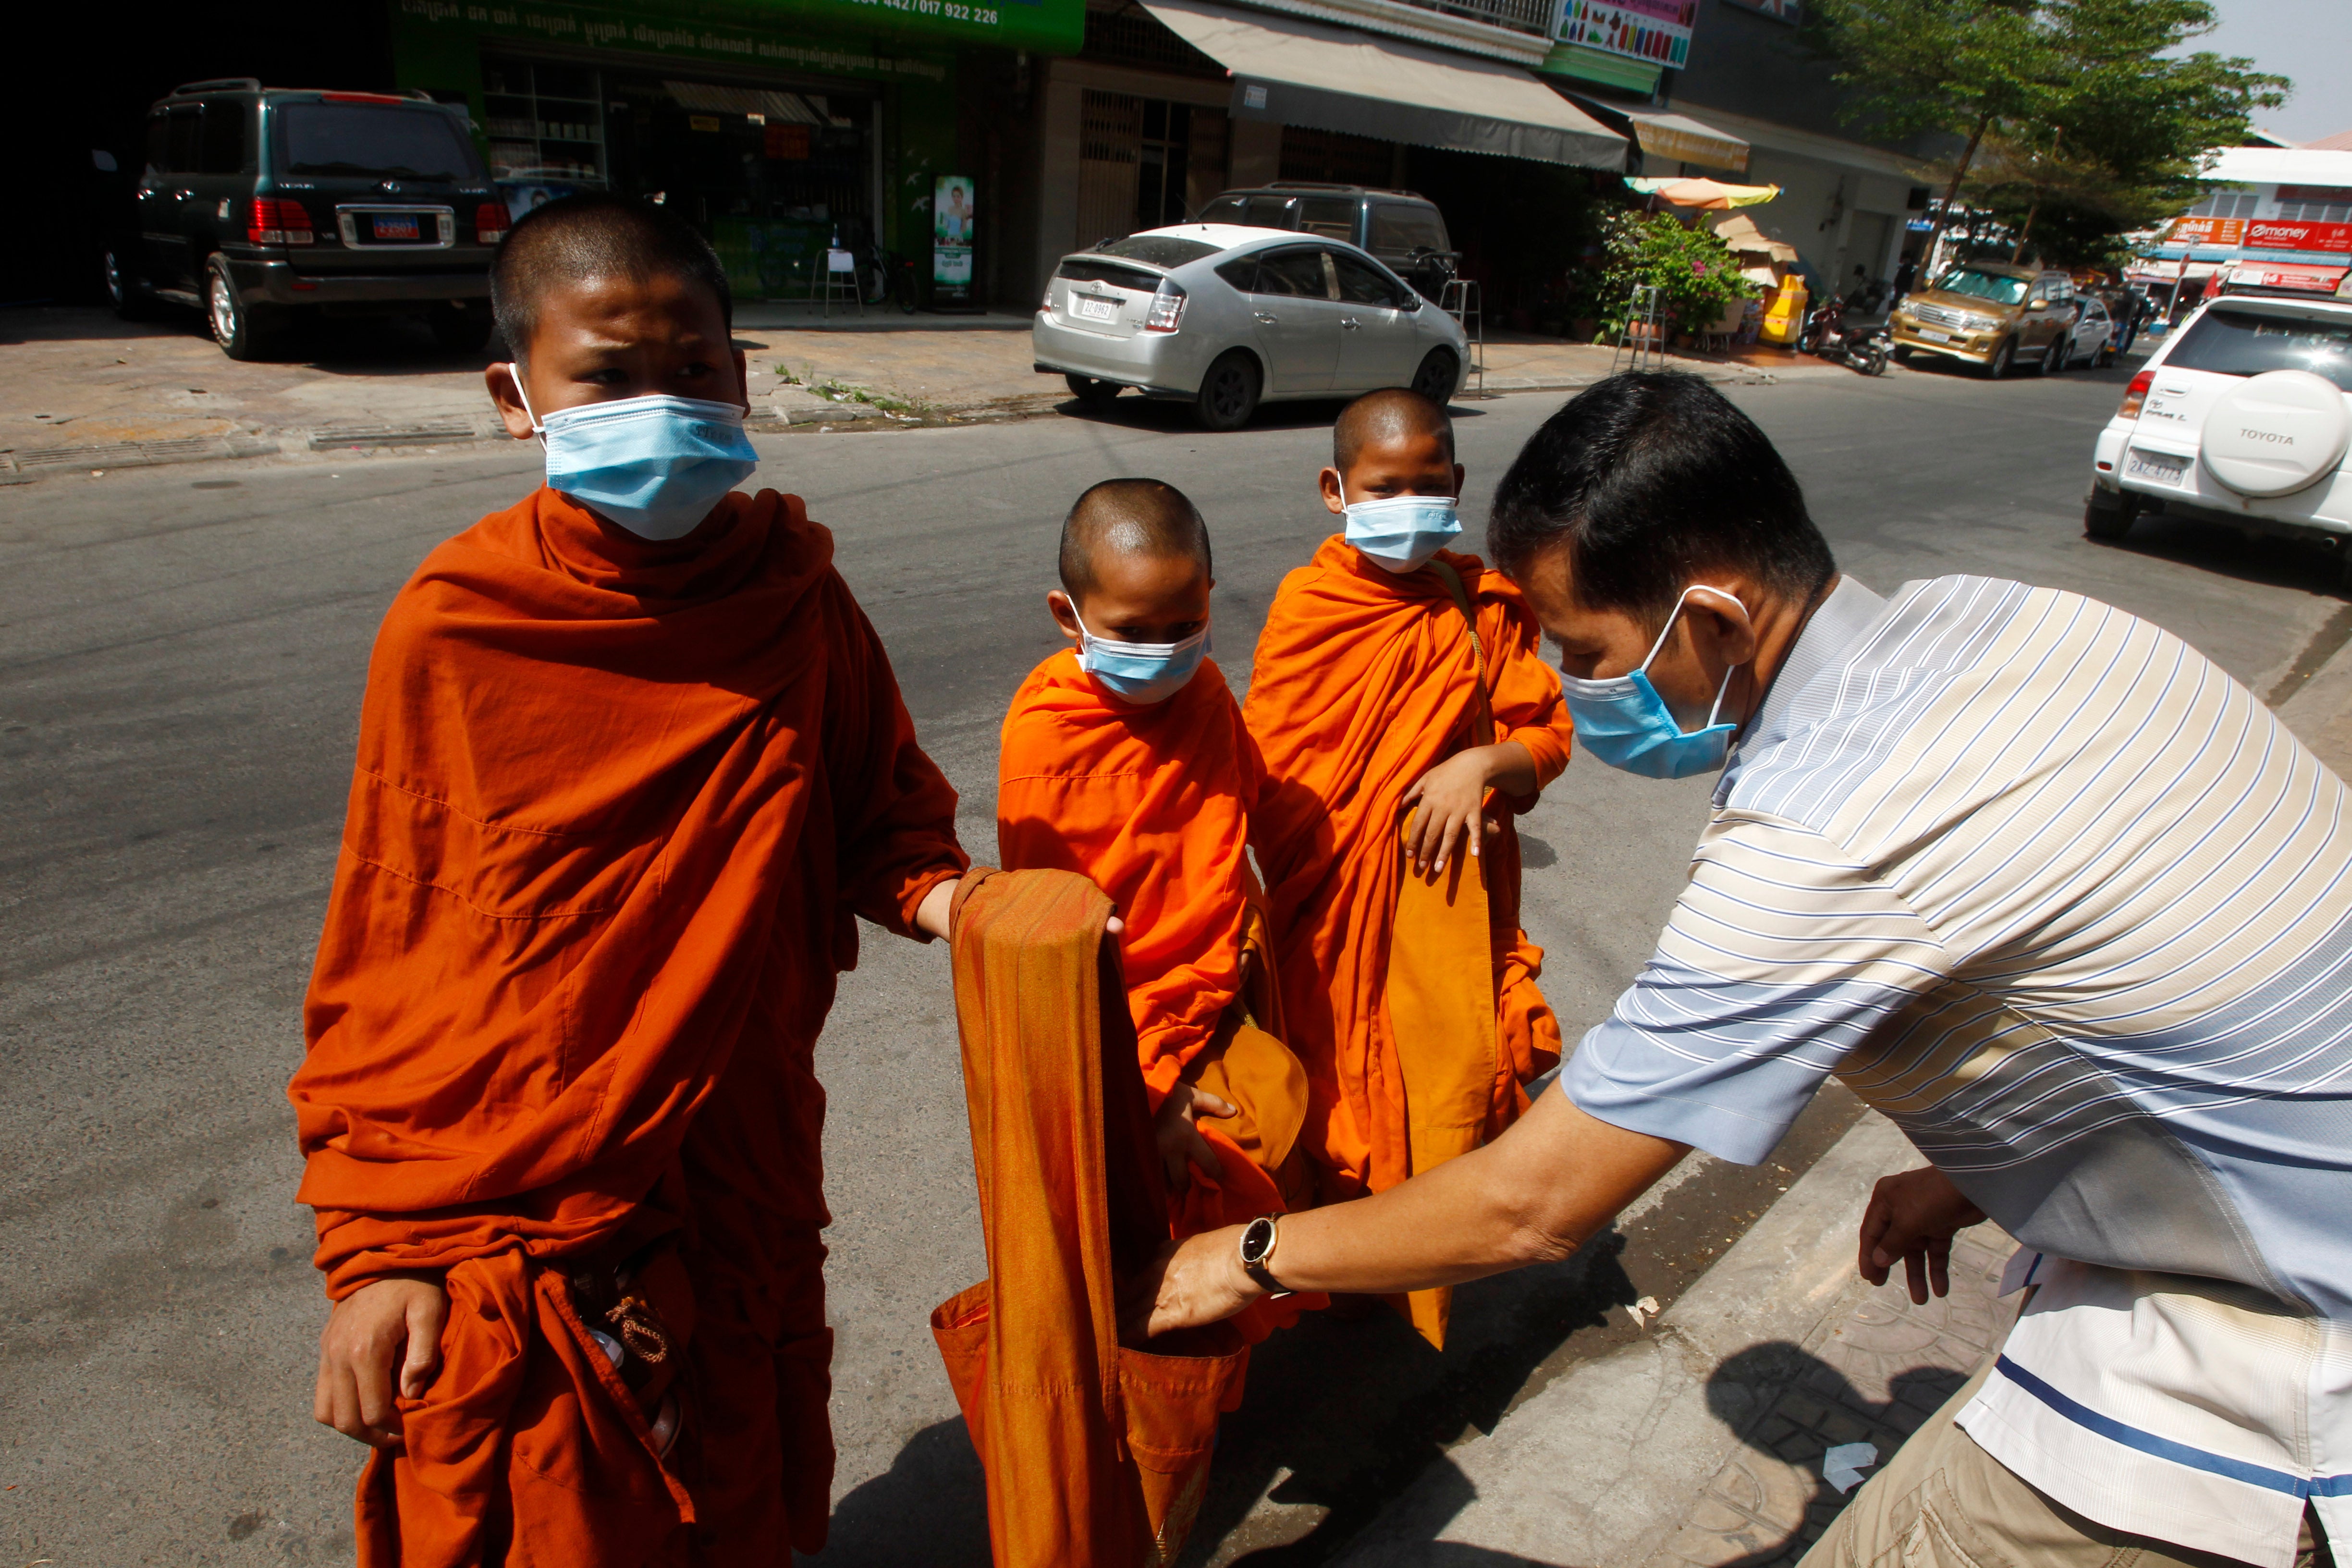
left=855, top=244, right=921, bottom=314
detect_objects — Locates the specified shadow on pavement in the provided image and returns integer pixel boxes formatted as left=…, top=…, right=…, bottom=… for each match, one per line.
left=1191, top=1235, right=1642, bottom=1567
left=805, top=1416, right=991, bottom=1568
left=1, top=302, right=504, bottom=377
left=1682, top=1343, right=1971, bottom=1568
left=2094, top=510, right=2350, bottom=600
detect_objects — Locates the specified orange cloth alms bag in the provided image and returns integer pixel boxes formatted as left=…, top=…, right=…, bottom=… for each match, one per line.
left=932, top=868, right=1248, bottom=1568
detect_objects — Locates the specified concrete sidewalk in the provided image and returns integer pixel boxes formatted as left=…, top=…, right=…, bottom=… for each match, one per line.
left=1333, top=1113, right=2010, bottom=1568
left=0, top=305, right=1836, bottom=478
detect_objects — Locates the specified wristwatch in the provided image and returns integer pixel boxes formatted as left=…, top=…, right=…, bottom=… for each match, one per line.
left=1237, top=1215, right=1292, bottom=1299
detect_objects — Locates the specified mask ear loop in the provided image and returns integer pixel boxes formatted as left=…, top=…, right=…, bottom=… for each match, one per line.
left=1641, top=586, right=1750, bottom=728
left=507, top=363, right=547, bottom=440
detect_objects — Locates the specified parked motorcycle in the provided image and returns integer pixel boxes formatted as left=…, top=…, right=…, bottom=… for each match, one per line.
left=1797, top=293, right=1891, bottom=376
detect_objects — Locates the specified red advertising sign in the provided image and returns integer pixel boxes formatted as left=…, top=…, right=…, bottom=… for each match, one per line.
left=2229, top=262, right=2350, bottom=294
left=2242, top=219, right=2352, bottom=255
left=2168, top=216, right=2245, bottom=246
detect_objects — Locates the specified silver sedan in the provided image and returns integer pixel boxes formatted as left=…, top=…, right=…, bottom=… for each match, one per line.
left=1032, top=224, right=1470, bottom=430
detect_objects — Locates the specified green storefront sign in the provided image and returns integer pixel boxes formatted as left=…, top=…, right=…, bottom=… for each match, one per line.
left=394, top=0, right=1082, bottom=66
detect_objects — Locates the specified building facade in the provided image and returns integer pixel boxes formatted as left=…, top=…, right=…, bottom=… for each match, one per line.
left=2136, top=145, right=2352, bottom=317
left=1659, top=0, right=1929, bottom=294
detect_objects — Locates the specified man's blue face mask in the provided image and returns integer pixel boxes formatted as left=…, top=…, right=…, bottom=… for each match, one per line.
left=1072, top=607, right=1210, bottom=707
left=512, top=367, right=759, bottom=541
left=1558, top=586, right=1748, bottom=780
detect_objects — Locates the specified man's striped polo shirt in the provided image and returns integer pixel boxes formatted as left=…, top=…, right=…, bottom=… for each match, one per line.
left=1563, top=573, right=2352, bottom=1567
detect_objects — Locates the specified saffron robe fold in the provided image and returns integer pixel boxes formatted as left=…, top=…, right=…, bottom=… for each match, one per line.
left=1243, top=538, right=1572, bottom=1236
left=290, top=486, right=967, bottom=1566
left=998, top=652, right=1267, bottom=1109
left=997, top=653, right=1319, bottom=1341
left=932, top=868, right=1247, bottom=1568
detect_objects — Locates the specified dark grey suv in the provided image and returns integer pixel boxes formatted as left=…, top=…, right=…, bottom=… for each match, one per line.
left=108, top=79, right=508, bottom=359
left=1193, top=184, right=1458, bottom=299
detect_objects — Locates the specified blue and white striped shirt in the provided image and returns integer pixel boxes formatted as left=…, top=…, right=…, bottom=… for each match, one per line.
left=1564, top=575, right=2352, bottom=1565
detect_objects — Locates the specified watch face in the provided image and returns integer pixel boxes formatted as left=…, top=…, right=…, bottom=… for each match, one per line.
left=1240, top=1216, right=1275, bottom=1264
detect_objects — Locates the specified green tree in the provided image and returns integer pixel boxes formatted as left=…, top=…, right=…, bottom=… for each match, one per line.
left=1808, top=0, right=2286, bottom=267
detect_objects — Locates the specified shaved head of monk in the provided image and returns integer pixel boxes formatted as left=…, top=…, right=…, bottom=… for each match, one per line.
left=483, top=193, right=748, bottom=449
left=1321, top=388, right=1465, bottom=516
left=1048, top=478, right=1215, bottom=649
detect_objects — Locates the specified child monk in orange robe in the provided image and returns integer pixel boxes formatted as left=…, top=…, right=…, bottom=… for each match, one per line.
left=996, top=479, right=1317, bottom=1343
left=1244, top=389, right=1575, bottom=1348
left=290, top=193, right=968, bottom=1566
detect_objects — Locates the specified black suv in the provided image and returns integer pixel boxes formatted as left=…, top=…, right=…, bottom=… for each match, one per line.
left=1193, top=184, right=1459, bottom=299
left=108, top=79, right=507, bottom=359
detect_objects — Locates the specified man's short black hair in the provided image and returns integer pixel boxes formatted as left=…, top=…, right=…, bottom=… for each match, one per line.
left=1058, top=479, right=1212, bottom=597
left=1487, top=371, right=1834, bottom=627
left=490, top=193, right=732, bottom=361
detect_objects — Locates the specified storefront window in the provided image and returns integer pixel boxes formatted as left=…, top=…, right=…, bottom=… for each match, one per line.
left=483, top=55, right=878, bottom=301
left=481, top=59, right=607, bottom=199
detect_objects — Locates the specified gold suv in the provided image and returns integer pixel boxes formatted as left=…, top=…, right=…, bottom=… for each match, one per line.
left=1890, top=262, right=2080, bottom=379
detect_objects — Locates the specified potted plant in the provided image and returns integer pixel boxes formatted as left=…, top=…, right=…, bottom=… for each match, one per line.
left=1594, top=211, right=1760, bottom=348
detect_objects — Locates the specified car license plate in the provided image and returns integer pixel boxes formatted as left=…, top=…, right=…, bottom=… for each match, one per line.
left=2126, top=448, right=2188, bottom=485
left=1073, top=293, right=1118, bottom=323
left=1915, top=328, right=1952, bottom=343
left=372, top=214, right=421, bottom=242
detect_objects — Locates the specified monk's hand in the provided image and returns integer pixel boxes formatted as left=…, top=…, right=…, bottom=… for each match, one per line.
left=1154, top=1082, right=1235, bottom=1190
left=1858, top=1166, right=1986, bottom=1306
left=315, top=1273, right=448, bottom=1450
left=1123, top=1227, right=1261, bottom=1340
left=914, top=878, right=957, bottom=942
left=1402, top=748, right=1496, bottom=875
left=911, top=875, right=1120, bottom=943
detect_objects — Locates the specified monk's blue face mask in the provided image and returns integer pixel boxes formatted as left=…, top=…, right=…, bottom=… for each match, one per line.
left=511, top=367, right=759, bottom=541
left=1558, top=586, right=1747, bottom=780
left=1342, top=491, right=1461, bottom=575
left=1072, top=608, right=1210, bottom=707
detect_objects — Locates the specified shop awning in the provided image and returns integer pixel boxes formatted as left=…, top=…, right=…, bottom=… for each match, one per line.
left=1626, top=110, right=1749, bottom=175
left=2228, top=261, right=2351, bottom=294
left=1137, top=0, right=1626, bottom=170
left=664, top=81, right=830, bottom=124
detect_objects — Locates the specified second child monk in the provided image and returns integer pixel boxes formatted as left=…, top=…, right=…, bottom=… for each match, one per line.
left=996, top=478, right=1318, bottom=1343
left=292, top=193, right=968, bottom=1565
left=1245, top=388, right=1575, bottom=1348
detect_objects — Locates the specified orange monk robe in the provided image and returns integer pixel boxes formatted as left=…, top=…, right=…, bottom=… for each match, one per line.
left=996, top=651, right=1319, bottom=1339
left=290, top=487, right=966, bottom=1568
left=1244, top=538, right=1574, bottom=1213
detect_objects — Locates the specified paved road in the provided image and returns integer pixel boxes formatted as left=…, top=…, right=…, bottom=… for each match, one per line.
left=3, top=355, right=2344, bottom=1567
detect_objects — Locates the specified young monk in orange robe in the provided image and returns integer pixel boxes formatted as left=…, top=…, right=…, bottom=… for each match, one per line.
left=289, top=193, right=967, bottom=1567
left=995, top=479, right=1317, bottom=1344
left=1244, top=389, right=1574, bottom=1347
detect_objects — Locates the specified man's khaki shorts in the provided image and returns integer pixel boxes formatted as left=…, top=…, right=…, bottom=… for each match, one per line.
left=1799, top=1357, right=2332, bottom=1568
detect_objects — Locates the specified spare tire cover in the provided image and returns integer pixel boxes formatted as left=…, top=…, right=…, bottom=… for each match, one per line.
left=2200, top=368, right=2352, bottom=497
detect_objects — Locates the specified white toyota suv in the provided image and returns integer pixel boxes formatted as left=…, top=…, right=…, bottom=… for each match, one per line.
left=2088, top=294, right=2352, bottom=586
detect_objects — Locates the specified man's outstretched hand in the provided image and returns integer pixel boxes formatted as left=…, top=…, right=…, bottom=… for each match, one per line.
left=1122, top=1226, right=1260, bottom=1341
left=1858, top=1166, right=1987, bottom=1305
left=315, top=1274, right=448, bottom=1449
